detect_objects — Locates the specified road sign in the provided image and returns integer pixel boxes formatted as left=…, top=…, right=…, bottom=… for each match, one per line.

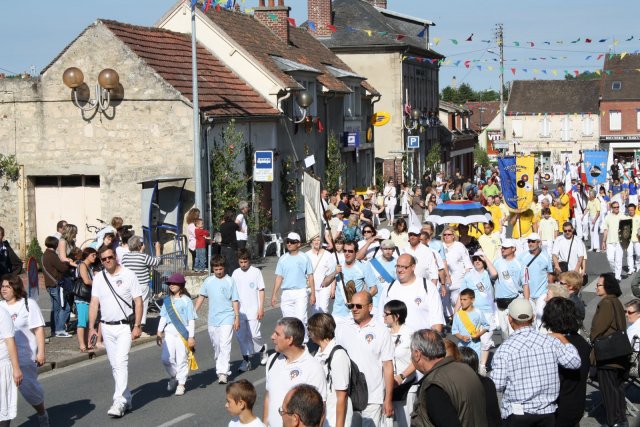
left=407, top=135, right=420, bottom=149
left=493, top=141, right=509, bottom=150
left=253, top=151, right=273, bottom=182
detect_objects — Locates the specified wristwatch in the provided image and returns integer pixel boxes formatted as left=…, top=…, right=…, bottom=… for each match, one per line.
left=399, top=373, right=406, bottom=381
left=134, top=324, right=141, bottom=328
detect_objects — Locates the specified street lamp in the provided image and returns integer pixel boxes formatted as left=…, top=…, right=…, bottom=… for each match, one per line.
left=292, top=90, right=314, bottom=124
left=62, top=67, right=120, bottom=114
left=403, top=108, right=422, bottom=131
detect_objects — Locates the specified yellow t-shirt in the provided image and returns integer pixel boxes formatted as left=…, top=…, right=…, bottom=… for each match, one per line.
left=512, top=209, right=535, bottom=239
left=632, top=216, right=640, bottom=243
left=538, top=217, right=558, bottom=242
left=586, top=199, right=601, bottom=218
left=603, top=213, right=629, bottom=244
left=557, top=193, right=571, bottom=223
left=478, top=233, right=501, bottom=261
left=467, top=223, right=484, bottom=239
left=487, top=205, right=503, bottom=232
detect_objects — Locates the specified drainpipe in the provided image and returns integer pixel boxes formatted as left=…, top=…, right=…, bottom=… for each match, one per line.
left=371, top=94, right=381, bottom=186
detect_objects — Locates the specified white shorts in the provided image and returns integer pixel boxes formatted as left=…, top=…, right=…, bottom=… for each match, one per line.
left=0, top=360, right=17, bottom=421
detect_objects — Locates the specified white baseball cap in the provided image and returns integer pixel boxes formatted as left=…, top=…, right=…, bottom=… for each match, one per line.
left=286, top=232, right=301, bottom=241
left=527, top=233, right=541, bottom=241
left=501, top=239, right=516, bottom=248
left=408, top=225, right=422, bottom=235
left=508, top=298, right=534, bottom=321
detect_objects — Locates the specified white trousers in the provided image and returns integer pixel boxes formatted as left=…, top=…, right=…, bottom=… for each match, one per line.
left=141, top=292, right=150, bottom=325
left=532, top=296, right=547, bottom=330
left=496, top=308, right=514, bottom=341
left=589, top=217, right=600, bottom=251
left=385, top=205, right=395, bottom=225
left=208, top=324, right=233, bottom=376
left=606, top=242, right=624, bottom=280
left=236, top=318, right=264, bottom=356
left=479, top=311, right=496, bottom=351
left=574, top=211, right=589, bottom=240
left=18, top=361, right=44, bottom=406
left=312, top=286, right=332, bottom=315
left=354, top=403, right=382, bottom=427
left=632, top=242, right=640, bottom=271
left=281, top=288, right=309, bottom=326
left=161, top=324, right=189, bottom=385
left=542, top=241, right=554, bottom=258
left=392, top=389, right=417, bottom=427
left=102, top=324, right=132, bottom=405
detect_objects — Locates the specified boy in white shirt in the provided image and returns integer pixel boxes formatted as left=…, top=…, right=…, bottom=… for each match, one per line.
left=538, top=207, right=558, bottom=257
left=232, top=249, right=268, bottom=372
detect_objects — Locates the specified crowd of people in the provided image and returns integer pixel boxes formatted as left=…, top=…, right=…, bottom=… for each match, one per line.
left=2, top=157, right=640, bottom=426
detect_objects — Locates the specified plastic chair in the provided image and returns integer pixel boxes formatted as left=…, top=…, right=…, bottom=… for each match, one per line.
left=262, top=229, right=283, bottom=258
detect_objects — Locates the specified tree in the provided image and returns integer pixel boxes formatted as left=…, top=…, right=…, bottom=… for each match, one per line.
left=425, top=143, right=442, bottom=171
left=0, top=154, right=19, bottom=190
left=473, top=145, right=491, bottom=168
left=440, top=83, right=504, bottom=103
left=565, top=71, right=600, bottom=81
left=324, top=132, right=345, bottom=194
left=210, top=120, right=249, bottom=225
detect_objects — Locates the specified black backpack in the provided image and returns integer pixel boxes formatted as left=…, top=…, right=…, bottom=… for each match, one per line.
left=326, top=345, right=368, bottom=412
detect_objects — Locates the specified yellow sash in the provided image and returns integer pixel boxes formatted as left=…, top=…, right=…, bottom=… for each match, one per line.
left=458, top=309, right=477, bottom=336
left=170, top=298, right=199, bottom=371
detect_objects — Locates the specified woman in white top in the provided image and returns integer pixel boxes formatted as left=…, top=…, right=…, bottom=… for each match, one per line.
left=0, top=304, right=21, bottom=426
left=597, top=186, right=609, bottom=235
left=308, top=313, right=352, bottom=427
left=390, top=218, right=408, bottom=250
left=0, top=275, right=45, bottom=425
left=400, top=182, right=412, bottom=217
left=442, top=226, right=473, bottom=313
left=383, top=179, right=397, bottom=226
left=383, top=300, right=416, bottom=427
left=185, top=208, right=200, bottom=271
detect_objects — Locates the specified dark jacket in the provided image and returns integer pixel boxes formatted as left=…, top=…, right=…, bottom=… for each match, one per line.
left=42, top=249, right=70, bottom=288
left=0, top=240, right=22, bottom=276
left=555, top=333, right=591, bottom=426
left=590, top=294, right=628, bottom=369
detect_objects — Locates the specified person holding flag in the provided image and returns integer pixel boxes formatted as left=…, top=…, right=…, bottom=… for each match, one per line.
left=156, top=273, right=197, bottom=396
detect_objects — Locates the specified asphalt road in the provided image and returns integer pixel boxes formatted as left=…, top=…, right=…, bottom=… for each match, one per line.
left=12, top=249, right=640, bottom=427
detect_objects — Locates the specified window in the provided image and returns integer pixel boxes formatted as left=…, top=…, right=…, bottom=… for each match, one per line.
left=609, top=110, right=622, bottom=131
left=512, top=120, right=523, bottom=138
left=539, top=116, right=551, bottom=137
left=561, top=116, right=572, bottom=141
left=582, top=116, right=594, bottom=136
left=343, top=85, right=361, bottom=119
left=612, top=81, right=622, bottom=91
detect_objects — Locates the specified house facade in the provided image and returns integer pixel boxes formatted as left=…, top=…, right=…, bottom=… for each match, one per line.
left=599, top=53, right=640, bottom=166
left=505, top=80, right=600, bottom=171
left=438, top=101, right=478, bottom=176
left=306, top=0, right=443, bottom=185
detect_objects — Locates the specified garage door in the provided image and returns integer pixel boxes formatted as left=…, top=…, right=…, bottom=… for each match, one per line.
left=34, top=176, right=100, bottom=250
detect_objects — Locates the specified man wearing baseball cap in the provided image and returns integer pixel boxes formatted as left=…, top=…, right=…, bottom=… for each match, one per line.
left=491, top=298, right=580, bottom=425
left=488, top=239, right=525, bottom=340
left=517, top=233, right=553, bottom=328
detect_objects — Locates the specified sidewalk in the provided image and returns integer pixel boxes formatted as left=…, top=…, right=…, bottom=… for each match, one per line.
left=23, top=255, right=281, bottom=374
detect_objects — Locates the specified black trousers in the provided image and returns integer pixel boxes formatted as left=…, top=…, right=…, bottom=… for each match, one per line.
left=597, top=367, right=627, bottom=426
left=504, top=413, right=554, bottom=427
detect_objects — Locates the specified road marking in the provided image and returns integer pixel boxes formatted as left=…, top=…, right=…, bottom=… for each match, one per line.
left=156, top=413, right=195, bottom=427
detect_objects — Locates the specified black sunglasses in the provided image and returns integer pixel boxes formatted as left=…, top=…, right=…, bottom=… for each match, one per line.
left=286, top=239, right=300, bottom=244
left=346, top=303, right=367, bottom=310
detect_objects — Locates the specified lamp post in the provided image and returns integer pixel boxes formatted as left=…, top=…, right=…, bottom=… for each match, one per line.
left=62, top=67, right=120, bottom=114
left=293, top=90, right=314, bottom=124
left=402, top=107, right=422, bottom=184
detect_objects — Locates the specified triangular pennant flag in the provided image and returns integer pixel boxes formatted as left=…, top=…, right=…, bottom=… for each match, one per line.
left=450, top=39, right=458, bottom=45
left=365, top=30, right=372, bottom=37
left=574, top=70, right=579, bottom=77
left=596, top=69, right=602, bottom=75
left=476, top=65, right=482, bottom=70
left=307, top=21, right=316, bottom=32
left=556, top=40, right=564, bottom=44
left=433, top=37, right=441, bottom=45
left=287, top=17, right=297, bottom=27
left=487, top=65, right=494, bottom=71
left=609, top=53, right=615, bottom=60
left=597, top=54, right=604, bottom=60
left=244, top=8, right=253, bottom=12
left=417, top=28, right=426, bottom=38
left=514, top=41, right=520, bottom=46
left=599, top=39, right=607, bottom=43
left=397, top=34, right=406, bottom=40
left=464, top=60, right=471, bottom=68
left=190, top=0, right=198, bottom=7
left=571, top=37, right=580, bottom=43
left=466, top=33, right=474, bottom=42
left=585, top=38, right=592, bottom=43
left=202, top=0, right=212, bottom=12
left=542, top=70, right=547, bottom=74
left=225, top=0, right=232, bottom=9
left=585, top=55, right=592, bottom=60
left=614, top=39, right=619, bottom=45
left=454, top=60, right=461, bottom=66
left=327, top=24, right=337, bottom=32
left=528, top=41, right=535, bottom=47
left=379, top=31, right=388, bottom=36
left=533, top=69, right=539, bottom=74
left=621, top=52, right=628, bottom=59
left=215, top=4, right=221, bottom=11
left=605, top=70, right=612, bottom=75
left=552, top=69, right=558, bottom=76
left=481, top=39, right=491, bottom=43
left=511, top=68, right=516, bottom=75
left=636, top=69, right=640, bottom=73
left=627, top=36, right=634, bottom=42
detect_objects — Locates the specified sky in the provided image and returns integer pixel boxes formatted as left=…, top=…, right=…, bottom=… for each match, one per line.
left=2, top=0, right=639, bottom=92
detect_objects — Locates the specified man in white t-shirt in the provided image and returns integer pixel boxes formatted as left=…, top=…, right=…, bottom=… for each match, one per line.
left=626, top=299, right=640, bottom=350
left=235, top=201, right=249, bottom=250
left=88, top=247, right=143, bottom=418
left=264, top=317, right=326, bottom=427
left=401, top=226, right=439, bottom=284
left=306, top=235, right=337, bottom=315
left=552, top=222, right=586, bottom=277
left=232, top=249, right=268, bottom=372
left=336, top=291, right=394, bottom=427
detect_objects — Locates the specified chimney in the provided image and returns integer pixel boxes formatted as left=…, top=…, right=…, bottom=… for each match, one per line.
left=254, top=0, right=291, bottom=44
left=307, top=0, right=333, bottom=38
left=366, top=0, right=387, bottom=8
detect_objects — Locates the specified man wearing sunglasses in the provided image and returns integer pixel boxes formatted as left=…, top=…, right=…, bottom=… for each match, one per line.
left=88, top=247, right=143, bottom=418
left=552, top=222, right=586, bottom=278
left=272, top=233, right=316, bottom=337
left=625, top=299, right=640, bottom=351
left=518, top=233, right=553, bottom=328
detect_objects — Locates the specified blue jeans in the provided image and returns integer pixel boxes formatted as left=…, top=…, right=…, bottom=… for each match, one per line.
left=48, top=287, right=70, bottom=335
left=195, top=248, right=207, bottom=270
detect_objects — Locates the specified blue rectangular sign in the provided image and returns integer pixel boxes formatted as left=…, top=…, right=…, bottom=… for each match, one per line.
left=254, top=150, right=273, bottom=182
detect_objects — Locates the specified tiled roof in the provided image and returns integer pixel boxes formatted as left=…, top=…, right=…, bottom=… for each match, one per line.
left=602, top=53, right=640, bottom=101
left=204, top=8, right=379, bottom=95
left=101, top=20, right=280, bottom=117
left=465, top=101, right=500, bottom=130
left=320, top=0, right=443, bottom=58
left=506, top=80, right=600, bottom=115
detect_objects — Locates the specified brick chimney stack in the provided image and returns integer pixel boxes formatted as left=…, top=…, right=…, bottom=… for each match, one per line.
left=307, top=0, right=333, bottom=38
left=254, top=0, right=291, bottom=44
left=366, top=0, right=388, bottom=8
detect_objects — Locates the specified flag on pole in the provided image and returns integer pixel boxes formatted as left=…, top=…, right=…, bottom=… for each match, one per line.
left=498, top=156, right=535, bottom=212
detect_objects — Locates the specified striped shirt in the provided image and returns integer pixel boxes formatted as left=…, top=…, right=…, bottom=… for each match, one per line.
left=120, top=252, right=161, bottom=291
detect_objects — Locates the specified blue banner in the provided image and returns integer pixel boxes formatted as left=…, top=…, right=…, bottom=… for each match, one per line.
left=583, top=150, right=608, bottom=188
left=498, top=157, right=517, bottom=210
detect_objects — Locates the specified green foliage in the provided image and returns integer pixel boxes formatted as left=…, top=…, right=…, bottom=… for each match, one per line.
left=210, top=120, right=249, bottom=225
left=0, top=154, right=19, bottom=190
left=565, top=71, right=600, bottom=81
left=440, top=83, right=506, bottom=103
left=474, top=145, right=491, bottom=167
left=281, top=155, right=299, bottom=212
left=248, top=182, right=272, bottom=233
left=425, top=143, right=442, bottom=171
left=26, top=238, right=43, bottom=270
left=324, top=132, right=345, bottom=194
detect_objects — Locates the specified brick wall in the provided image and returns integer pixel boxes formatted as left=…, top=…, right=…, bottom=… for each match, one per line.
left=382, top=158, right=403, bottom=183
left=307, top=0, right=333, bottom=38
left=601, top=100, right=640, bottom=135
left=254, top=5, right=291, bottom=43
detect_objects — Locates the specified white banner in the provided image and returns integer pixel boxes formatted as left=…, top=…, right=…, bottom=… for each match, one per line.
left=303, top=172, right=321, bottom=242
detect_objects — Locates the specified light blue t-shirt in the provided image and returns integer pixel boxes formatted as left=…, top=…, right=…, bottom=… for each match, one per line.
left=369, top=256, right=397, bottom=310
left=428, top=239, right=446, bottom=261
left=461, top=269, right=495, bottom=313
left=492, top=257, right=525, bottom=299
left=452, top=309, right=489, bottom=357
left=332, top=260, right=375, bottom=318
left=518, top=251, right=553, bottom=299
left=275, top=252, right=313, bottom=290
left=160, top=294, right=197, bottom=326
left=199, top=275, right=239, bottom=326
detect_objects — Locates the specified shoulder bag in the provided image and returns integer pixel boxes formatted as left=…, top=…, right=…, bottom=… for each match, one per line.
left=593, top=303, right=633, bottom=362
left=72, top=264, right=92, bottom=301
left=558, top=237, right=574, bottom=272
left=102, top=270, right=136, bottom=330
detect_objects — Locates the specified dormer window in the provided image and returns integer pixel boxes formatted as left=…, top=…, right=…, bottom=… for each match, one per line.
left=612, top=81, right=622, bottom=91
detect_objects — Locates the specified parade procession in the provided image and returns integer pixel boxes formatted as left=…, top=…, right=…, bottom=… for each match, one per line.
left=2, top=0, right=640, bottom=426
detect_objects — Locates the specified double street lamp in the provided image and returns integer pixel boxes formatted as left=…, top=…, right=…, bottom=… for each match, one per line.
left=62, top=67, right=120, bottom=115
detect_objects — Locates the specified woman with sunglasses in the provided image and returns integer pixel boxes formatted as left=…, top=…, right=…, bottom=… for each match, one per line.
left=382, top=300, right=416, bottom=427
left=460, top=251, right=497, bottom=375
left=356, top=226, right=380, bottom=262
left=442, top=227, right=472, bottom=314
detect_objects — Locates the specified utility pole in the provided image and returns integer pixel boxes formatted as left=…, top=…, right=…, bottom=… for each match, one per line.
left=191, top=3, right=203, bottom=212
left=495, top=23, right=505, bottom=149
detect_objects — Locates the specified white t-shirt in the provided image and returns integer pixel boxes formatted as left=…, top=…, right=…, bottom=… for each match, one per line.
left=91, top=267, right=143, bottom=322
left=444, top=241, right=472, bottom=290
left=602, top=213, right=629, bottom=244
left=382, top=277, right=445, bottom=331
left=115, top=246, right=129, bottom=264
left=306, top=249, right=337, bottom=292
left=551, top=236, right=586, bottom=271
left=0, top=299, right=45, bottom=362
left=628, top=319, right=640, bottom=350
left=228, top=418, right=265, bottom=427
left=265, top=348, right=327, bottom=427
left=236, top=213, right=248, bottom=241
left=315, top=339, right=353, bottom=427
left=390, top=324, right=415, bottom=381
left=401, top=244, right=439, bottom=282
left=336, top=318, right=393, bottom=405
left=0, top=306, right=15, bottom=362
left=232, top=266, right=265, bottom=320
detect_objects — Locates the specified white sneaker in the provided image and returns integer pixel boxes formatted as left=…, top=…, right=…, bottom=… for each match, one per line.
left=260, top=344, right=269, bottom=366
left=238, top=360, right=252, bottom=372
left=175, top=385, right=185, bottom=396
left=167, top=377, right=178, bottom=392
left=218, top=374, right=228, bottom=384
left=107, top=401, right=126, bottom=418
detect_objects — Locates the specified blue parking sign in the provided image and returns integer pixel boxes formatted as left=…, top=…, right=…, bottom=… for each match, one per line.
left=407, top=135, right=420, bottom=149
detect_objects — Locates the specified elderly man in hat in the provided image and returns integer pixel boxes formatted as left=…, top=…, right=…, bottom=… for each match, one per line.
left=235, top=201, right=250, bottom=250
left=517, top=233, right=552, bottom=328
